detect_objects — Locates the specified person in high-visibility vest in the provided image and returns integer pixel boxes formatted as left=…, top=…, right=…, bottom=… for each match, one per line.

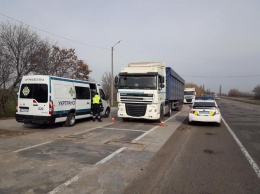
left=92, top=92, right=103, bottom=122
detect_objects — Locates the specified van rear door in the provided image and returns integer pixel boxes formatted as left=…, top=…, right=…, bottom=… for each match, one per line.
left=18, top=83, right=49, bottom=116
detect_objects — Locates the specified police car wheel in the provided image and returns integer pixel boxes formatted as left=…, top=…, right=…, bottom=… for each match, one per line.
left=65, top=113, right=76, bottom=127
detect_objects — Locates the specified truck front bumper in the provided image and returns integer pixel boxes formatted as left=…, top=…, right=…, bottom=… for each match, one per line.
left=117, top=103, right=160, bottom=120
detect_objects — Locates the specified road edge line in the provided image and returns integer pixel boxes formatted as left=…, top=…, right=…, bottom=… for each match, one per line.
left=222, top=117, right=260, bottom=178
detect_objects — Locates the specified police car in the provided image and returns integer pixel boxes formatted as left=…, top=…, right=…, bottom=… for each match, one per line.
left=188, top=100, right=221, bottom=126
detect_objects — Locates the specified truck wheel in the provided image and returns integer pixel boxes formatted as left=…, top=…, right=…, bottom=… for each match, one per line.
left=103, top=108, right=110, bottom=118
left=156, top=107, right=164, bottom=123
left=166, top=104, right=172, bottom=117
left=65, top=113, right=76, bottom=127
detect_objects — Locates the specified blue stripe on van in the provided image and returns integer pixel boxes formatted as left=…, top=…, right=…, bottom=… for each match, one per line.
left=76, top=109, right=91, bottom=113
left=54, top=110, right=69, bottom=115
left=54, top=109, right=91, bottom=115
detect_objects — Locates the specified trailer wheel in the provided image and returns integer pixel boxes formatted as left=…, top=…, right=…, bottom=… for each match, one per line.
left=65, top=113, right=76, bottom=127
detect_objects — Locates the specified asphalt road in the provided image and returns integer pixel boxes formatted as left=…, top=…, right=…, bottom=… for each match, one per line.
left=0, top=99, right=260, bottom=194
left=124, top=99, right=260, bottom=194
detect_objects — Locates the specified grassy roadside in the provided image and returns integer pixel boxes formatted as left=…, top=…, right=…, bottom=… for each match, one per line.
left=220, top=96, right=260, bottom=106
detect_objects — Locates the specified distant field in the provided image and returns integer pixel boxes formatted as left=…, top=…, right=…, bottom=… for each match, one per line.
left=220, top=96, right=260, bottom=105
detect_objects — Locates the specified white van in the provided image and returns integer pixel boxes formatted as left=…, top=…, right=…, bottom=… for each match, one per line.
left=15, top=75, right=110, bottom=126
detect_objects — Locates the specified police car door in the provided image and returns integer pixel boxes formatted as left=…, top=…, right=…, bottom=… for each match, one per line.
left=74, top=82, right=91, bottom=118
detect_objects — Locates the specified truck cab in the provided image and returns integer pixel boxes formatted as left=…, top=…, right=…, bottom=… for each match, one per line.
left=184, top=88, right=196, bottom=103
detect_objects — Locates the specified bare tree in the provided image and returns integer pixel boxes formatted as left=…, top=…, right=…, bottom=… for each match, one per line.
left=101, top=71, right=116, bottom=103
left=34, top=46, right=91, bottom=80
left=252, top=85, right=260, bottom=100
left=0, top=22, right=47, bottom=115
left=0, top=48, right=14, bottom=89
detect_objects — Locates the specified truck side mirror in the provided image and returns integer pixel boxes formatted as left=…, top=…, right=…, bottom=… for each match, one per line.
left=159, top=76, right=164, bottom=83
left=114, top=76, right=119, bottom=89
left=161, top=83, right=165, bottom=88
left=161, top=77, right=165, bottom=83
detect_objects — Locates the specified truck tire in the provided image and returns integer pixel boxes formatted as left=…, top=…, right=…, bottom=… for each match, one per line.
left=65, top=113, right=76, bottom=127
left=156, top=106, right=164, bottom=123
left=166, top=104, right=172, bottom=117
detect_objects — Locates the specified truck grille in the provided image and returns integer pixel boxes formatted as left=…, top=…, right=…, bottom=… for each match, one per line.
left=126, top=103, right=147, bottom=117
left=120, top=93, right=153, bottom=103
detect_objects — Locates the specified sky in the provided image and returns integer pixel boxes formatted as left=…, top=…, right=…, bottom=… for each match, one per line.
left=1, top=0, right=260, bottom=94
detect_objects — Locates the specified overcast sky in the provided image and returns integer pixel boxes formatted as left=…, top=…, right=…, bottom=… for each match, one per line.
left=1, top=0, right=260, bottom=94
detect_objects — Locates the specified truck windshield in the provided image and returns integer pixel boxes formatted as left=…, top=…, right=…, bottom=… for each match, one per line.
left=19, top=84, right=48, bottom=103
left=184, top=91, right=195, bottom=95
left=118, top=75, right=157, bottom=89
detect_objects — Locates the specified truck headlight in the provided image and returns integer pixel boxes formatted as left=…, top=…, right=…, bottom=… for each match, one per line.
left=149, top=109, right=157, bottom=112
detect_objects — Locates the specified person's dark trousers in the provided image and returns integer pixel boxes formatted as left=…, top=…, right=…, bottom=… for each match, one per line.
left=92, top=104, right=102, bottom=122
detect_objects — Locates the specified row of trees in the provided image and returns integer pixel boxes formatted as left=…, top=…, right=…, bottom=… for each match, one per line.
left=0, top=22, right=91, bottom=116
left=185, top=82, right=260, bottom=100
left=228, top=85, right=260, bottom=99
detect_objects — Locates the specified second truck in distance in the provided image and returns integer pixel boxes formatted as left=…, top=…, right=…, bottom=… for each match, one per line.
left=114, top=62, right=185, bottom=122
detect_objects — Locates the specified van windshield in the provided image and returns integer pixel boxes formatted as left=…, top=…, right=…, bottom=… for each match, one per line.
left=19, top=84, right=48, bottom=103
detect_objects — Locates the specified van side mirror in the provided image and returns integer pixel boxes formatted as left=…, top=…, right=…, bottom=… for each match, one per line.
left=105, top=95, right=109, bottom=100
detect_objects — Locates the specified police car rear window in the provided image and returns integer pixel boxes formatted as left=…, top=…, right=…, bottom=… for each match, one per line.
left=20, top=84, right=48, bottom=103
left=193, top=102, right=216, bottom=108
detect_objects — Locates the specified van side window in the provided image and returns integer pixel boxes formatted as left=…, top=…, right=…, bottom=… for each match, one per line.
left=99, top=89, right=106, bottom=100
left=75, top=86, right=90, bottom=99
left=20, top=84, right=48, bottom=103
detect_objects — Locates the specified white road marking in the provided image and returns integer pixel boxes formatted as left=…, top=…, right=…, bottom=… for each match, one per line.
left=13, top=141, right=52, bottom=153
left=222, top=117, right=260, bottom=178
left=102, top=127, right=147, bottom=132
left=48, top=109, right=187, bottom=193
left=95, top=147, right=127, bottom=165
left=47, top=175, right=79, bottom=194
left=133, top=109, right=186, bottom=142
left=74, top=123, right=110, bottom=135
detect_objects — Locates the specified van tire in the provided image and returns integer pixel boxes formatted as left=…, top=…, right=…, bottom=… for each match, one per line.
left=65, top=113, right=76, bottom=127
left=103, top=108, right=110, bottom=118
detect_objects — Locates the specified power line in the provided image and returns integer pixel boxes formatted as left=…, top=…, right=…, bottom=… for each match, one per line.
left=181, top=75, right=260, bottom=78
left=0, top=12, right=109, bottom=50
left=114, top=48, right=130, bottom=63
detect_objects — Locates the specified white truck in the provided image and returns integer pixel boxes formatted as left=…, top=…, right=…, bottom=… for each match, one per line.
left=15, top=75, right=110, bottom=126
left=184, top=87, right=196, bottom=103
left=114, top=62, right=185, bottom=122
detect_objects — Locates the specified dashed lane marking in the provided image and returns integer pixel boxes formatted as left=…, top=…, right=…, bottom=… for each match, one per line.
left=13, top=141, right=52, bottom=153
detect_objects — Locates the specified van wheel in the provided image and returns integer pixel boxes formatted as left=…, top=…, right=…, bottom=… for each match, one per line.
left=65, top=113, right=76, bottom=127
left=103, top=108, right=110, bottom=118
